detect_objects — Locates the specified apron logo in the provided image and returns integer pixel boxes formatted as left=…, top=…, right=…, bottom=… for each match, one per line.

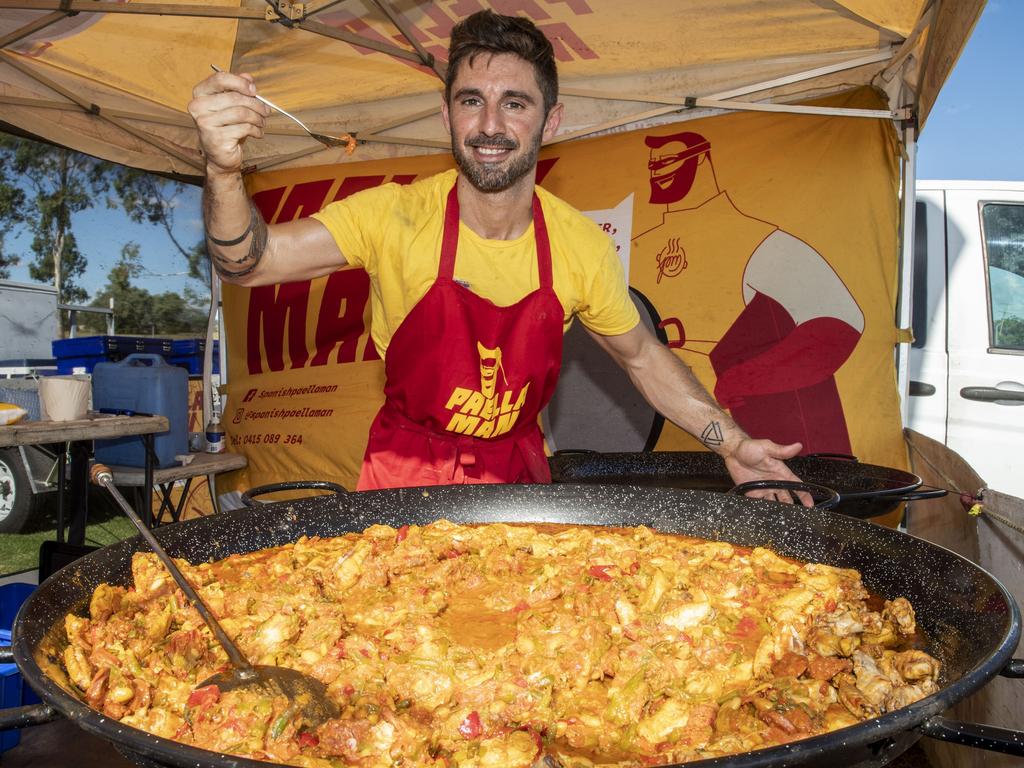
left=443, top=343, right=530, bottom=438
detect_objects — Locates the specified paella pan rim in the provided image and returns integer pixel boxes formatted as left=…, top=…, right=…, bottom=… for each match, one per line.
left=10, top=483, right=1022, bottom=768
left=548, top=450, right=927, bottom=502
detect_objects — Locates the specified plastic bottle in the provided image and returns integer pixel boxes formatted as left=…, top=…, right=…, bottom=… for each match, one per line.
left=205, top=414, right=225, bottom=454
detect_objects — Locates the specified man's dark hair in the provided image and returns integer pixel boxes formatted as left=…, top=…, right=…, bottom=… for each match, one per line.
left=445, top=10, right=558, bottom=115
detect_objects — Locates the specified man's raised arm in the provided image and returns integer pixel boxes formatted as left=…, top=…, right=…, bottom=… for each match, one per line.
left=188, top=70, right=347, bottom=286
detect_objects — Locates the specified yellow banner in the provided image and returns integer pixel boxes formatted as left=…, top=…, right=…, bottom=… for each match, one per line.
left=223, top=87, right=905, bottom=515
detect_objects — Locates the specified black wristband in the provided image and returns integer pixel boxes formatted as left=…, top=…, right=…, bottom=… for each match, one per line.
left=206, top=208, right=255, bottom=247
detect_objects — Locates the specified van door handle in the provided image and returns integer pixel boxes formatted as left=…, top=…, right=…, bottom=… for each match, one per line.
left=909, top=381, right=936, bottom=396
left=960, top=386, right=1024, bottom=403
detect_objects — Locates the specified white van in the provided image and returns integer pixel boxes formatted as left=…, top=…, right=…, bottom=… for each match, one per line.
left=907, top=181, right=1024, bottom=498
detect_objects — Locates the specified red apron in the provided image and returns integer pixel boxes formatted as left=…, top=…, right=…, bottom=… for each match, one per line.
left=357, top=184, right=564, bottom=490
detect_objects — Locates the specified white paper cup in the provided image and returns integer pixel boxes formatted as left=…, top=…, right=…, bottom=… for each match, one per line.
left=39, top=376, right=91, bottom=421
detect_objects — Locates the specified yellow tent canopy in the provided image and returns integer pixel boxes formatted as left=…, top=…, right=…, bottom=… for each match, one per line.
left=0, top=0, right=983, bottom=179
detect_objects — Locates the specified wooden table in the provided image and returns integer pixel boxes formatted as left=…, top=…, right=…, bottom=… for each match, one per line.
left=0, top=413, right=168, bottom=448
left=0, top=413, right=168, bottom=546
left=105, top=451, right=247, bottom=526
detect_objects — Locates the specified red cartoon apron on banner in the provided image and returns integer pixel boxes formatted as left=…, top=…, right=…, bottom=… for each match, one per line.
left=357, top=185, right=564, bottom=490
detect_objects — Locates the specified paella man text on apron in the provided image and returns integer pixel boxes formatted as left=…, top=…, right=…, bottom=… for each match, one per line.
left=188, top=9, right=813, bottom=503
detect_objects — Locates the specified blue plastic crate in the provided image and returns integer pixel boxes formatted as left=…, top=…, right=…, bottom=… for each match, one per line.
left=168, top=339, right=220, bottom=375
left=52, top=335, right=147, bottom=358
left=143, top=338, right=172, bottom=356
left=0, top=583, right=34, bottom=630
left=1, top=583, right=40, bottom=753
left=52, top=336, right=172, bottom=373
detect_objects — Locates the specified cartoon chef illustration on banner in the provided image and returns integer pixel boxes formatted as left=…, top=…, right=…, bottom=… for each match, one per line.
left=631, top=130, right=865, bottom=455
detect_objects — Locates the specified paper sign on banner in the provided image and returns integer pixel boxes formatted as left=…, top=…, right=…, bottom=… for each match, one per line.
left=582, top=194, right=634, bottom=276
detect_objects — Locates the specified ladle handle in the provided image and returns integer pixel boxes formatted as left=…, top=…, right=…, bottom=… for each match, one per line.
left=90, top=464, right=253, bottom=674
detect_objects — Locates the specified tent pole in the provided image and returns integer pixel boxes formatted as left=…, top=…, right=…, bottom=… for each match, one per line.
left=896, top=119, right=919, bottom=427
left=368, top=0, right=446, bottom=80
left=0, top=52, right=204, bottom=171
left=0, top=10, right=66, bottom=48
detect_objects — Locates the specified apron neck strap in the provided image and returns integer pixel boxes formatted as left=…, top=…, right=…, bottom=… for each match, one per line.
left=439, top=182, right=553, bottom=290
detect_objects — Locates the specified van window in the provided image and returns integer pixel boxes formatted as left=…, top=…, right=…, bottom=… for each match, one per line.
left=911, top=201, right=928, bottom=349
left=981, top=203, right=1024, bottom=350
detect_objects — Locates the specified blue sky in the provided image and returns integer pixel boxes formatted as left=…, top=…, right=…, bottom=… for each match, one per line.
left=5, top=1, right=1020, bottom=299
left=916, top=1, right=1022, bottom=180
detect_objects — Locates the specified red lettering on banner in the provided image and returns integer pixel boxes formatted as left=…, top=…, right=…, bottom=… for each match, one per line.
left=543, top=0, right=593, bottom=14
left=319, top=3, right=598, bottom=70
left=247, top=282, right=311, bottom=374
left=188, top=388, right=204, bottom=431
left=540, top=22, right=597, bottom=60
left=312, top=270, right=380, bottom=365
left=333, top=175, right=387, bottom=202
left=241, top=173, right=412, bottom=372
left=277, top=179, right=334, bottom=222
left=252, top=187, right=285, bottom=222
left=492, top=0, right=551, bottom=20
left=422, top=3, right=459, bottom=39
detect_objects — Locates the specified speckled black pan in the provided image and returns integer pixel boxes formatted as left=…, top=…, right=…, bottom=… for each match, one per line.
left=548, top=451, right=945, bottom=519
left=9, top=484, right=1021, bottom=768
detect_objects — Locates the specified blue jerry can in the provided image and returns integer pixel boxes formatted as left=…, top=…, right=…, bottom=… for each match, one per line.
left=92, top=353, right=189, bottom=468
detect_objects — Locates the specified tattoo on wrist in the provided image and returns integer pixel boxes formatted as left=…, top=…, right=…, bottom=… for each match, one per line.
left=206, top=212, right=254, bottom=247
left=209, top=199, right=267, bottom=278
left=700, top=421, right=724, bottom=448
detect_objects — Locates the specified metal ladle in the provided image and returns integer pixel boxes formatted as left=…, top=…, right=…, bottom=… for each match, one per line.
left=90, top=464, right=339, bottom=728
left=209, top=64, right=356, bottom=153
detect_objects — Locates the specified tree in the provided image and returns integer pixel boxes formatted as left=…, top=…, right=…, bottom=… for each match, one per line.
left=0, top=132, right=211, bottom=335
left=0, top=158, right=25, bottom=278
left=113, top=169, right=211, bottom=290
left=84, top=243, right=207, bottom=335
left=0, top=134, right=112, bottom=326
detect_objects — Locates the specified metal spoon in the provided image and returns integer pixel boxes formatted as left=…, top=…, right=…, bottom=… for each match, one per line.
left=210, top=64, right=356, bottom=153
left=90, top=464, right=339, bottom=728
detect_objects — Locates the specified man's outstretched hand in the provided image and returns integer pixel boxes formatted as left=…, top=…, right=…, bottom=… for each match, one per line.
left=723, top=439, right=813, bottom=506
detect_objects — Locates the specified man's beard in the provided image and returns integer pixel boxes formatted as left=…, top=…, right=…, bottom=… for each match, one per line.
left=648, top=156, right=700, bottom=205
left=453, top=130, right=542, bottom=193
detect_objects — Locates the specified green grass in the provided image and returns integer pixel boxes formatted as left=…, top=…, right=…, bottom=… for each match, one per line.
left=0, top=491, right=137, bottom=575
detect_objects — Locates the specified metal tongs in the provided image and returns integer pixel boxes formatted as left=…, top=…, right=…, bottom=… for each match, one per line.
left=91, top=464, right=339, bottom=728
left=210, top=64, right=356, bottom=154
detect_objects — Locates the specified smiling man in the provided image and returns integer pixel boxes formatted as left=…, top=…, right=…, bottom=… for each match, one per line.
left=188, top=10, right=809, bottom=500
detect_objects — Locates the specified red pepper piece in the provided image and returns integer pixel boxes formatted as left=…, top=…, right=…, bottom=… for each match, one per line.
left=396, top=525, right=409, bottom=543
left=459, top=711, right=483, bottom=739
left=588, top=564, right=614, bottom=581
left=187, top=684, right=220, bottom=708
left=297, top=731, right=320, bottom=748
left=733, top=616, right=758, bottom=638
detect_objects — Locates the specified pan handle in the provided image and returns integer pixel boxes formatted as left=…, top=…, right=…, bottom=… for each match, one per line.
left=240, top=480, right=347, bottom=507
left=803, top=453, right=859, bottom=462
left=1001, top=658, right=1024, bottom=678
left=888, top=485, right=948, bottom=502
left=727, top=480, right=840, bottom=510
left=918, top=716, right=1024, bottom=756
left=0, top=702, right=60, bottom=731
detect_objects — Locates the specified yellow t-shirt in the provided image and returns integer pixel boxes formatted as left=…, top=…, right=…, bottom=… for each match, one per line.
left=312, top=169, right=639, bottom=357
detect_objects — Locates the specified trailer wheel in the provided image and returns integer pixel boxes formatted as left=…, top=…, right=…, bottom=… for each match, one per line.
left=0, top=447, right=37, bottom=534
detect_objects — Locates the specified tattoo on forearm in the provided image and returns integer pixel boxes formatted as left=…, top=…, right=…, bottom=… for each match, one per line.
left=209, top=198, right=267, bottom=278
left=701, top=421, right=724, bottom=448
